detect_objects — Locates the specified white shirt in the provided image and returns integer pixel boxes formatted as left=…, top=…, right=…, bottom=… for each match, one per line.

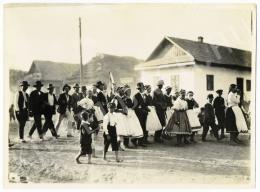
left=103, top=112, right=117, bottom=134
left=48, top=93, right=54, bottom=106
left=227, top=92, right=240, bottom=107
left=173, top=97, right=188, bottom=110
left=14, top=89, right=27, bottom=111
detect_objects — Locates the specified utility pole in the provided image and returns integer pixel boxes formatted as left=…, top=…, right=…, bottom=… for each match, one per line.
left=79, top=17, right=83, bottom=84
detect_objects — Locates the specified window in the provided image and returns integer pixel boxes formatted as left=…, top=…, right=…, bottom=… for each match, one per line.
left=246, top=80, right=251, bottom=91
left=206, top=75, right=214, bottom=91
left=171, top=75, right=180, bottom=92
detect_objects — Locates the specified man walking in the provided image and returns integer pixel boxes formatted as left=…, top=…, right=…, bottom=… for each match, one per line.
left=213, top=89, right=226, bottom=139
left=14, top=81, right=30, bottom=143
left=71, top=83, right=83, bottom=130
left=42, top=84, right=58, bottom=138
left=28, top=81, right=45, bottom=140
left=153, top=80, right=167, bottom=143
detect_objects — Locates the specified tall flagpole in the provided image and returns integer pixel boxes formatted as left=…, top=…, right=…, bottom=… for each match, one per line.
left=79, top=17, right=83, bottom=84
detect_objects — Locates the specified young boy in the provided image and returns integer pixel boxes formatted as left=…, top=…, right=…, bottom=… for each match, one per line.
left=202, top=94, right=220, bottom=142
left=75, top=111, right=97, bottom=164
left=103, top=102, right=123, bottom=162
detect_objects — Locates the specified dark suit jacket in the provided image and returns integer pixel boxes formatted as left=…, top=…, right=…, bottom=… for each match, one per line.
left=29, top=90, right=45, bottom=115
left=71, top=92, right=84, bottom=113
left=153, top=88, right=167, bottom=111
left=42, top=93, right=58, bottom=115
left=97, top=91, right=108, bottom=114
left=204, top=103, right=215, bottom=124
left=57, top=93, right=72, bottom=115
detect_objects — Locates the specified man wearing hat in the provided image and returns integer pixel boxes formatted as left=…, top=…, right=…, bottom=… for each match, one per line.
left=42, top=84, right=58, bottom=138
left=55, top=84, right=74, bottom=137
left=213, top=89, right=226, bottom=139
left=96, top=81, right=108, bottom=115
left=28, top=80, right=45, bottom=139
left=153, top=80, right=167, bottom=143
left=71, top=83, right=84, bottom=130
left=81, top=86, right=87, bottom=98
left=202, top=94, right=220, bottom=142
left=132, top=82, right=150, bottom=147
left=14, top=81, right=30, bottom=143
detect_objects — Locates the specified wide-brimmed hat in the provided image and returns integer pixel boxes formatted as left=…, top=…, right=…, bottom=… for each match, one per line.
left=73, top=83, right=80, bottom=88
left=216, top=89, right=223, bottom=94
left=187, top=91, right=194, bottom=95
left=157, top=80, right=164, bottom=86
left=47, top=84, right=55, bottom=90
left=136, top=82, right=144, bottom=89
left=63, top=84, right=71, bottom=91
left=165, top=86, right=172, bottom=90
left=81, top=85, right=87, bottom=90
left=33, top=81, right=44, bottom=87
left=19, top=81, right=30, bottom=87
left=95, top=81, right=104, bottom=88
left=207, top=94, right=214, bottom=99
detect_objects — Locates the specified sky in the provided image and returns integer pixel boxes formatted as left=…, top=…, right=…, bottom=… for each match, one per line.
left=4, top=3, right=255, bottom=71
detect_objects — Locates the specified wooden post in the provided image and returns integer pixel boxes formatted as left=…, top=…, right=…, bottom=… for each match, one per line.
left=79, top=17, right=83, bottom=84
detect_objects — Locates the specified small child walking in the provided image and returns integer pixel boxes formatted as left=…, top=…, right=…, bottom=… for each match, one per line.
left=75, top=111, right=97, bottom=164
left=103, top=102, right=123, bottom=162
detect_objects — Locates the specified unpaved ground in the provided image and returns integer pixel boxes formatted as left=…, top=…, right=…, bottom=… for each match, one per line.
left=7, top=119, right=252, bottom=186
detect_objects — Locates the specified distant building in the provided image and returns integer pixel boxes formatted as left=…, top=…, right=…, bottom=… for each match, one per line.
left=135, top=36, right=251, bottom=105
left=24, top=60, right=79, bottom=94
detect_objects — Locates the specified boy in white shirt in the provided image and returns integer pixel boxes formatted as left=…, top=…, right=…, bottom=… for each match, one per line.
left=103, top=102, right=122, bottom=162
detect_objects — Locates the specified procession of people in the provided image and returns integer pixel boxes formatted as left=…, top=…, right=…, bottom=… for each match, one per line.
left=12, top=79, right=250, bottom=163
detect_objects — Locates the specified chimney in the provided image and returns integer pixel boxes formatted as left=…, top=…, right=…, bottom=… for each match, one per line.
left=198, top=36, right=204, bottom=43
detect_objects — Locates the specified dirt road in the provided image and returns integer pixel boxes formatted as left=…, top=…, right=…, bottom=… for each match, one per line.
left=7, top=120, right=252, bottom=186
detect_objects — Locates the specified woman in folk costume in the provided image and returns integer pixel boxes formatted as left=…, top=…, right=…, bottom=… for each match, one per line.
left=165, top=89, right=192, bottom=146
left=226, top=84, right=248, bottom=145
left=122, top=84, right=144, bottom=148
left=185, top=91, right=201, bottom=143
left=111, top=86, right=132, bottom=150
left=164, top=86, right=174, bottom=124
left=145, top=85, right=162, bottom=139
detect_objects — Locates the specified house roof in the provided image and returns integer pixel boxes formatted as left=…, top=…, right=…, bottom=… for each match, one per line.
left=137, top=36, right=251, bottom=70
left=167, top=36, right=251, bottom=68
left=27, top=60, right=80, bottom=81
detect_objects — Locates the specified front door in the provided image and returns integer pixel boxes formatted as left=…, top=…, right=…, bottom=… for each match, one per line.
left=236, top=77, right=244, bottom=101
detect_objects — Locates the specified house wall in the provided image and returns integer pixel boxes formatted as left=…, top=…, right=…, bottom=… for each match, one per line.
left=193, top=65, right=252, bottom=106
left=137, top=65, right=195, bottom=95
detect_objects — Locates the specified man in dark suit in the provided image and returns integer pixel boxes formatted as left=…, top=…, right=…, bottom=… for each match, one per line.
left=81, top=85, right=87, bottom=98
left=202, top=94, right=220, bottom=142
left=55, top=84, right=74, bottom=137
left=71, top=83, right=84, bottom=130
left=14, top=81, right=30, bottom=143
left=213, top=89, right=226, bottom=139
left=28, top=80, right=45, bottom=140
left=133, top=82, right=150, bottom=147
left=42, top=84, right=58, bottom=138
left=96, top=81, right=108, bottom=115
left=153, top=80, right=167, bottom=143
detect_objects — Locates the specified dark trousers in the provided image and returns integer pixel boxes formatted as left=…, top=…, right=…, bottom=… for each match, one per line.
left=29, top=114, right=43, bottom=137
left=216, top=111, right=225, bottom=136
left=42, top=113, right=57, bottom=137
left=202, top=121, right=219, bottom=140
left=103, top=125, right=119, bottom=152
left=15, top=109, right=28, bottom=139
left=155, top=108, right=166, bottom=140
left=134, top=109, right=148, bottom=143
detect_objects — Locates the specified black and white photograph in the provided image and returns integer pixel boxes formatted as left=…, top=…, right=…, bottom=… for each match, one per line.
left=2, top=2, right=257, bottom=188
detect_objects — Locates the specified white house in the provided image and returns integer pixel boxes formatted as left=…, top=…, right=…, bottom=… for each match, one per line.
left=135, top=36, right=251, bottom=106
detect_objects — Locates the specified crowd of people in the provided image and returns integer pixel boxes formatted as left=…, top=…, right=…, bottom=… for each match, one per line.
left=11, top=79, right=250, bottom=163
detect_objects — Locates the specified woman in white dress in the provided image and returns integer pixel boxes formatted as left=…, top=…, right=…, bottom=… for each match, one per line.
left=122, top=85, right=144, bottom=148
left=226, top=84, right=248, bottom=144
left=144, top=85, right=162, bottom=135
